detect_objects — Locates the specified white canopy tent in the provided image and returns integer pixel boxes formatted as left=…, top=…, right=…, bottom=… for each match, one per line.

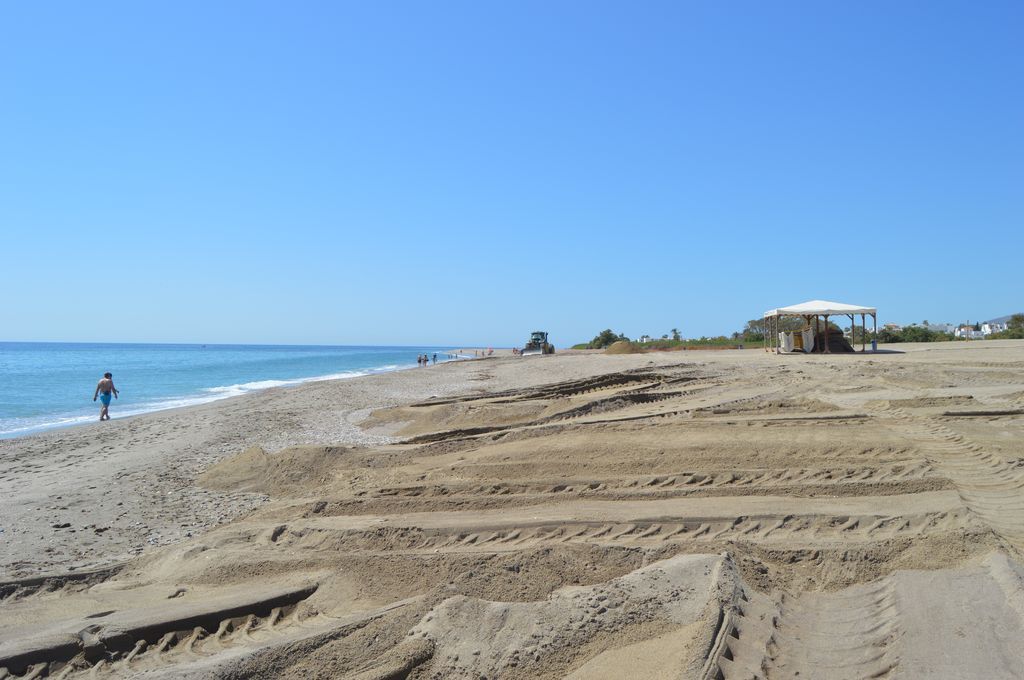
left=763, top=299, right=877, bottom=354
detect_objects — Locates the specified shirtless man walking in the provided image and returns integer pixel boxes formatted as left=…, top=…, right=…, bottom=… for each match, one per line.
left=93, top=372, right=119, bottom=421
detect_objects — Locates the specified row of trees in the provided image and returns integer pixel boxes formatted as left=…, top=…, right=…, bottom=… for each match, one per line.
left=874, top=326, right=953, bottom=343
left=738, top=313, right=1024, bottom=343
left=735, top=318, right=805, bottom=343
left=584, top=328, right=685, bottom=349
left=738, top=317, right=952, bottom=344
left=579, top=314, right=1023, bottom=350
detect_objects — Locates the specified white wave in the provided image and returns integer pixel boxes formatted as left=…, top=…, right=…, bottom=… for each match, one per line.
left=202, top=379, right=300, bottom=395
left=0, top=414, right=97, bottom=437
left=200, top=371, right=374, bottom=397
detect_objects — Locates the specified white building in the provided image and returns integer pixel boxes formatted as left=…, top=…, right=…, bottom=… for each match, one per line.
left=954, top=325, right=985, bottom=340
left=637, top=335, right=653, bottom=343
left=982, top=322, right=1007, bottom=336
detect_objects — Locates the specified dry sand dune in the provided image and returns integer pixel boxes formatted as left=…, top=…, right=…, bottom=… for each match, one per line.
left=2, top=341, right=1024, bottom=678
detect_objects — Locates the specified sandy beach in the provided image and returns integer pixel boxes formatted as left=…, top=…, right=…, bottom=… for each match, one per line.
left=3, top=341, right=1024, bottom=678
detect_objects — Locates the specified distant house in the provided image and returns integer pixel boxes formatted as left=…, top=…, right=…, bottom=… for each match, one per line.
left=637, top=335, right=653, bottom=343
left=883, top=323, right=903, bottom=332
left=982, top=322, right=1007, bottom=336
left=954, top=325, right=984, bottom=340
left=925, top=323, right=956, bottom=334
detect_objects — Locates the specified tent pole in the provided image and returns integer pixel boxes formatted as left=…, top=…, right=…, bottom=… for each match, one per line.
left=873, top=314, right=877, bottom=349
left=824, top=315, right=830, bottom=353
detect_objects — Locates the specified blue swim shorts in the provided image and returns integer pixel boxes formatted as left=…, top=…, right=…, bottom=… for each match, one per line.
left=100, top=392, right=112, bottom=406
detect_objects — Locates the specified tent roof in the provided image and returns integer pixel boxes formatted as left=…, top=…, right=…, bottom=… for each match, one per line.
left=764, top=299, right=877, bottom=317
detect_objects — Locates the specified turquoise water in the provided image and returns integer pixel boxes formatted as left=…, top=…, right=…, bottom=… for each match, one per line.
left=0, top=343, right=464, bottom=438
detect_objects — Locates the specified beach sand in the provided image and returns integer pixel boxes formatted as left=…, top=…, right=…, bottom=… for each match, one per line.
left=2, top=341, right=1024, bottom=678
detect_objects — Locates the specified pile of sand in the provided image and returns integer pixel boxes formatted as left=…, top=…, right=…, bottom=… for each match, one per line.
left=604, top=340, right=638, bottom=354
left=197, top=444, right=349, bottom=496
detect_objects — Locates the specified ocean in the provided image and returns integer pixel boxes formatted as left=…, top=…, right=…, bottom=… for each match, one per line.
left=0, top=342, right=464, bottom=439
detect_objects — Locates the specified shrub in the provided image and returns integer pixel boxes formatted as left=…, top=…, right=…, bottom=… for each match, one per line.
left=586, top=329, right=631, bottom=349
left=878, top=326, right=954, bottom=343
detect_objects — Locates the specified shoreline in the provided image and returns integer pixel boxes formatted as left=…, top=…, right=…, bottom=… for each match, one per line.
left=0, top=348, right=488, bottom=442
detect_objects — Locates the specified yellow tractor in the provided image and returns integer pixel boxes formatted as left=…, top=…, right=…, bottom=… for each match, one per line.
left=522, top=331, right=555, bottom=356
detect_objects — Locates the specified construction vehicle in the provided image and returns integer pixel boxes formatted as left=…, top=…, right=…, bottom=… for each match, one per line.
left=521, top=331, right=554, bottom=356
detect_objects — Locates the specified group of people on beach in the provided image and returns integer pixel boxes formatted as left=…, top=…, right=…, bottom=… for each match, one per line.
left=417, top=353, right=437, bottom=366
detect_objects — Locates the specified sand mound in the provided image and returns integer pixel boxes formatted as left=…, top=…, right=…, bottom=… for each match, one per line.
left=604, top=341, right=638, bottom=355
left=198, top=445, right=348, bottom=497
left=367, top=401, right=554, bottom=438
left=812, top=330, right=856, bottom=353
left=867, top=395, right=977, bottom=411
left=889, top=395, right=975, bottom=408
left=401, top=554, right=729, bottom=679
left=699, top=397, right=840, bottom=416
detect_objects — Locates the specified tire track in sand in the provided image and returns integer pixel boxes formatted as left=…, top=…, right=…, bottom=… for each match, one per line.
left=875, top=405, right=1024, bottom=552
left=708, top=577, right=901, bottom=679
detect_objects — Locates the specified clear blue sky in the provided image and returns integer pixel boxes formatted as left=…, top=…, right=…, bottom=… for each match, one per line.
left=3, top=2, right=1021, bottom=346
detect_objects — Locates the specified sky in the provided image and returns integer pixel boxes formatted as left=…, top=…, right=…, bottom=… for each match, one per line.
left=2, top=1, right=1021, bottom=346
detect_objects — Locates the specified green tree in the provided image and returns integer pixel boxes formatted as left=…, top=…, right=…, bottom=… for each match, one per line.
left=739, top=317, right=807, bottom=342
left=850, top=324, right=874, bottom=345
left=671, top=328, right=681, bottom=341
left=900, top=326, right=954, bottom=343
left=741, top=319, right=766, bottom=342
left=587, top=329, right=630, bottom=349
left=988, top=313, right=1024, bottom=339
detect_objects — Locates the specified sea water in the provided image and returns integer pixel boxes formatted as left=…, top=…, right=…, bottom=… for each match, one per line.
left=0, top=343, right=465, bottom=438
